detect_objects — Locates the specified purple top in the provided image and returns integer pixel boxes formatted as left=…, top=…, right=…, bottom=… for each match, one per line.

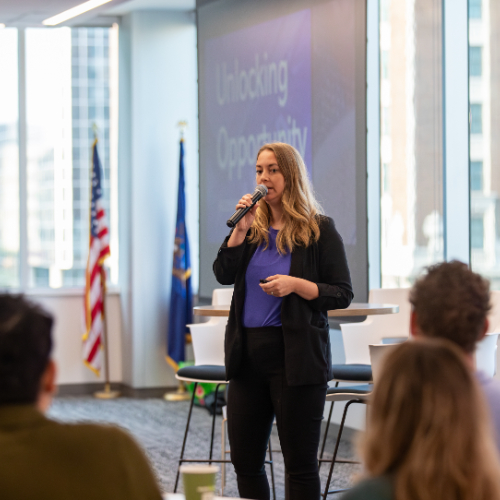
left=243, top=228, right=292, bottom=328
left=476, top=370, right=500, bottom=453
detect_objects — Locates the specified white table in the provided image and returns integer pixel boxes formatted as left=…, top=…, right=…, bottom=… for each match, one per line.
left=193, top=302, right=399, bottom=317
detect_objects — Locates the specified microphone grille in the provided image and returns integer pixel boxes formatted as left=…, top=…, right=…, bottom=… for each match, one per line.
left=255, top=184, right=268, bottom=196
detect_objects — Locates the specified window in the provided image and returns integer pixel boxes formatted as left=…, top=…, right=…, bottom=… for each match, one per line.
left=469, top=0, right=482, bottom=19
left=471, top=217, right=484, bottom=249
left=0, top=26, right=118, bottom=289
left=469, top=2, right=500, bottom=286
left=380, top=0, right=444, bottom=287
left=469, top=46, right=482, bottom=77
left=470, top=161, right=483, bottom=191
left=0, top=29, right=19, bottom=287
left=470, top=104, right=482, bottom=134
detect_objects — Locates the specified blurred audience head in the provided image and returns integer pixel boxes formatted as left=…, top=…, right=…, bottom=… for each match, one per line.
left=410, top=260, right=491, bottom=353
left=0, top=294, right=54, bottom=408
left=361, top=338, right=500, bottom=500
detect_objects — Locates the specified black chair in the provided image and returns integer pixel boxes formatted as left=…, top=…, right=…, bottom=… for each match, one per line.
left=174, top=365, right=276, bottom=499
left=173, top=365, right=230, bottom=492
left=319, top=384, right=372, bottom=498
left=175, top=289, right=275, bottom=497
left=318, top=364, right=372, bottom=466
left=320, top=344, right=400, bottom=497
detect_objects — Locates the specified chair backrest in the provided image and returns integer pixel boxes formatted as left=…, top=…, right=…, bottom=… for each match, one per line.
left=369, top=343, right=400, bottom=383
left=187, top=288, right=233, bottom=366
left=475, top=332, right=499, bottom=377
left=340, top=288, right=411, bottom=364
left=212, top=288, right=234, bottom=306
left=367, top=288, right=412, bottom=335
left=190, top=323, right=226, bottom=365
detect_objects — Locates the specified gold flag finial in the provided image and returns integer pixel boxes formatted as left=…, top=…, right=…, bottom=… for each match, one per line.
left=177, top=121, right=188, bottom=139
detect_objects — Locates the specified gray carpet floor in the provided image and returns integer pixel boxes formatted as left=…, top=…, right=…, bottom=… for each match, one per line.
left=48, top=396, right=362, bottom=499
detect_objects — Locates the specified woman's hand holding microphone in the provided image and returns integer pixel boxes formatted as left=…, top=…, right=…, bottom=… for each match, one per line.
left=227, top=194, right=259, bottom=247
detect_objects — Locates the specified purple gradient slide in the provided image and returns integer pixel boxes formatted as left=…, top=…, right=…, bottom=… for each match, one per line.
left=204, top=9, right=312, bottom=243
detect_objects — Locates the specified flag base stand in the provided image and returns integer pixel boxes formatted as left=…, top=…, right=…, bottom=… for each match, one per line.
left=94, top=383, right=120, bottom=399
left=164, top=382, right=191, bottom=402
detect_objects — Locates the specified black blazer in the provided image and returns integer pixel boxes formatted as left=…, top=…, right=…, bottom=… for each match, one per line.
left=213, top=216, right=353, bottom=386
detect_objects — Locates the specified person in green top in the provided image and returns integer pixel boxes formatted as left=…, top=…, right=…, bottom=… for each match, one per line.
left=342, top=339, right=500, bottom=500
left=0, top=294, right=163, bottom=500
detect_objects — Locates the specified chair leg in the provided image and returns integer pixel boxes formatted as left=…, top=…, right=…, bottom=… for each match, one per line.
left=322, top=399, right=355, bottom=500
left=209, top=383, right=223, bottom=465
left=318, top=401, right=334, bottom=471
left=267, top=438, right=276, bottom=500
left=221, top=412, right=227, bottom=496
left=174, top=382, right=198, bottom=493
left=319, top=381, right=339, bottom=470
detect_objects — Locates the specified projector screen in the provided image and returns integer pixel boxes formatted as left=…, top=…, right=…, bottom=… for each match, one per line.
left=198, top=0, right=367, bottom=301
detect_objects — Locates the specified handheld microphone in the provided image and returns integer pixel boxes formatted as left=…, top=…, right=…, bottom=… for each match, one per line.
left=226, top=184, right=268, bottom=228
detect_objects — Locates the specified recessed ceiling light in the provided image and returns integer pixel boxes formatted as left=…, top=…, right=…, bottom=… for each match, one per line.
left=42, top=0, right=113, bottom=26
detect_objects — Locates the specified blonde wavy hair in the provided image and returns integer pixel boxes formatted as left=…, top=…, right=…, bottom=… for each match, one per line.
left=360, top=338, right=500, bottom=500
left=248, top=142, right=322, bottom=253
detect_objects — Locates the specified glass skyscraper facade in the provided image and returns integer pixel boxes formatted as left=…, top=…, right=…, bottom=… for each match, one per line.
left=68, top=27, right=113, bottom=287
left=469, top=0, right=500, bottom=287
left=379, top=0, right=444, bottom=287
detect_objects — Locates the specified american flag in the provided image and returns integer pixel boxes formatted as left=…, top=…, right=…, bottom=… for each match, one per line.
left=83, top=140, right=110, bottom=375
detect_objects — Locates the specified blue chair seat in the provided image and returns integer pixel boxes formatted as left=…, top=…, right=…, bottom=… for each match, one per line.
left=177, top=364, right=227, bottom=382
left=331, top=363, right=372, bottom=382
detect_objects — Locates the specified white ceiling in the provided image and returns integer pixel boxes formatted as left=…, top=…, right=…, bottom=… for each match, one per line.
left=0, top=0, right=195, bottom=27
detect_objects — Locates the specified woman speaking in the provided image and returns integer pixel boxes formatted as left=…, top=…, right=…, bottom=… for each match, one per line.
left=213, top=142, right=353, bottom=500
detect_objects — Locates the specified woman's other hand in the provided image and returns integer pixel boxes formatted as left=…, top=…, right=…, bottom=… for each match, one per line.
left=260, top=275, right=320, bottom=300
left=260, top=275, right=296, bottom=297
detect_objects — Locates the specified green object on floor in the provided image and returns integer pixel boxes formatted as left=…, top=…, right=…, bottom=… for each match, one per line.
left=178, top=361, right=219, bottom=408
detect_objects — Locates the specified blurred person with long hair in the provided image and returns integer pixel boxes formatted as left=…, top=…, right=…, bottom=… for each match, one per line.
left=342, top=339, right=500, bottom=500
left=213, top=142, right=353, bottom=500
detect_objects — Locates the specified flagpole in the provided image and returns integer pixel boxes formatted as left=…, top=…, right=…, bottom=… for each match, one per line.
left=164, top=121, right=191, bottom=402
left=90, top=122, right=119, bottom=399
left=94, top=269, right=120, bottom=399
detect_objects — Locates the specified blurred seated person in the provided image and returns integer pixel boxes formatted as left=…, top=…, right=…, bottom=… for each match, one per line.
left=0, top=294, right=163, bottom=500
left=410, top=260, right=500, bottom=451
left=343, top=339, right=500, bottom=500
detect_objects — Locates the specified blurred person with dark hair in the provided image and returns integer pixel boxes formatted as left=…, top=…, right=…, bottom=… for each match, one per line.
left=343, top=339, right=500, bottom=500
left=0, top=294, right=163, bottom=500
left=409, top=260, right=500, bottom=451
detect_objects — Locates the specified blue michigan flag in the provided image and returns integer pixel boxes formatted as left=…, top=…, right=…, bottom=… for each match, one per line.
left=167, top=138, right=193, bottom=371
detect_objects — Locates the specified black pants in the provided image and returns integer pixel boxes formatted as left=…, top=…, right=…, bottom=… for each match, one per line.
left=227, top=326, right=327, bottom=500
